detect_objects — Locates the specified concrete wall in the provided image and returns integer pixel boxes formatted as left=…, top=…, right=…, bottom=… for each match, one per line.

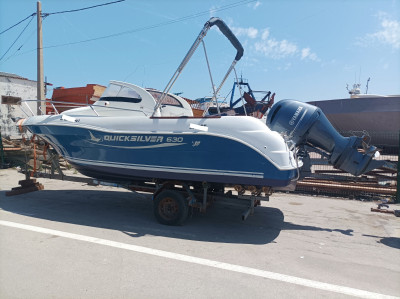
left=0, top=75, right=38, bottom=138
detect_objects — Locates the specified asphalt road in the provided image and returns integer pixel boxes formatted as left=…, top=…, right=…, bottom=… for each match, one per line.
left=0, top=169, right=399, bottom=299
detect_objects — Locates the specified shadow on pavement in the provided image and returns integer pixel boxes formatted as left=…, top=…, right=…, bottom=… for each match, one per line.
left=363, top=234, right=400, bottom=249
left=1, top=189, right=354, bottom=245
left=379, top=237, right=400, bottom=249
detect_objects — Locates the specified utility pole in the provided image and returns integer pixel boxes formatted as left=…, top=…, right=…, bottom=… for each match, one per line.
left=37, top=1, right=45, bottom=115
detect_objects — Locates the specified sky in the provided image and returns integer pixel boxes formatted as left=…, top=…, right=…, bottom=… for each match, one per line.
left=1, top=0, right=399, bottom=103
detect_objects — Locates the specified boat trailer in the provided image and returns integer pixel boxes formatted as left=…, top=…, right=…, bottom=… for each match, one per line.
left=20, top=150, right=271, bottom=225
left=29, top=170, right=270, bottom=225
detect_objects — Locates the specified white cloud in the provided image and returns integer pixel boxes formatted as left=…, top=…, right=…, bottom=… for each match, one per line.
left=252, top=27, right=321, bottom=61
left=251, top=1, right=262, bottom=10
left=254, top=38, right=298, bottom=59
left=277, top=62, right=292, bottom=71
left=232, top=26, right=258, bottom=39
left=209, top=6, right=217, bottom=17
left=359, top=13, right=400, bottom=49
left=253, top=29, right=320, bottom=61
left=229, top=25, right=319, bottom=63
left=261, top=28, right=270, bottom=40
left=279, top=40, right=298, bottom=55
left=301, top=47, right=319, bottom=61
left=301, top=48, right=310, bottom=59
left=254, top=28, right=298, bottom=59
left=370, top=18, right=400, bottom=48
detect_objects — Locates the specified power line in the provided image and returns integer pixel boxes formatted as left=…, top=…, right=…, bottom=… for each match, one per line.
left=0, top=0, right=124, bottom=36
left=0, top=0, right=125, bottom=61
left=0, top=13, right=36, bottom=35
left=44, top=0, right=125, bottom=16
left=2, top=17, right=48, bottom=63
left=43, top=0, right=256, bottom=49
left=0, top=15, right=35, bottom=61
left=0, top=0, right=256, bottom=61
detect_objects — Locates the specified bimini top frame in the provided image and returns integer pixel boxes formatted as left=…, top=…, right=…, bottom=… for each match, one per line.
left=152, top=17, right=244, bottom=117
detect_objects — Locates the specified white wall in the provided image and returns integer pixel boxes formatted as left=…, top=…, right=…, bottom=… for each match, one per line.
left=0, top=76, right=38, bottom=138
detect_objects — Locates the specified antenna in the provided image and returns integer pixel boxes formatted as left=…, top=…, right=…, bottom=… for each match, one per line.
left=365, top=77, right=370, bottom=94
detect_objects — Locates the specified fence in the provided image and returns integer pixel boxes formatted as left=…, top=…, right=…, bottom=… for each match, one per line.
left=295, top=131, right=399, bottom=201
left=2, top=129, right=398, bottom=201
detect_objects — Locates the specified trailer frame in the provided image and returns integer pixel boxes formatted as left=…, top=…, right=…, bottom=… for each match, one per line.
left=25, top=149, right=270, bottom=225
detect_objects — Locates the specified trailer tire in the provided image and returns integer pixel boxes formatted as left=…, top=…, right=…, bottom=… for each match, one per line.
left=154, top=190, right=188, bottom=225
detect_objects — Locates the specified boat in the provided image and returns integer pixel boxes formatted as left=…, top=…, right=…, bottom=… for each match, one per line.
left=19, top=18, right=384, bottom=218
left=47, top=84, right=106, bottom=114
left=21, top=79, right=298, bottom=187
left=20, top=18, right=299, bottom=189
left=226, top=76, right=275, bottom=119
left=308, top=83, right=400, bottom=152
left=192, top=77, right=275, bottom=118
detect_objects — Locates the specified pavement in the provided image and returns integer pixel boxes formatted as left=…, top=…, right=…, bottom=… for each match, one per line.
left=0, top=168, right=399, bottom=299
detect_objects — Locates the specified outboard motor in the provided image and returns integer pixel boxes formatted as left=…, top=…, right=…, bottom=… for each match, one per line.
left=267, top=99, right=383, bottom=176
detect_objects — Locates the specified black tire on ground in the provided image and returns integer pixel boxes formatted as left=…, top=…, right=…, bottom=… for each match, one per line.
left=153, top=190, right=189, bottom=225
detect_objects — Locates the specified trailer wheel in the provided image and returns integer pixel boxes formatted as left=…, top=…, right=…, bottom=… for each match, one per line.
left=154, top=190, right=188, bottom=225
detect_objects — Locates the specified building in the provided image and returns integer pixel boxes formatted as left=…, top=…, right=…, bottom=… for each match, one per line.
left=0, top=72, right=41, bottom=138
left=1, top=72, right=106, bottom=138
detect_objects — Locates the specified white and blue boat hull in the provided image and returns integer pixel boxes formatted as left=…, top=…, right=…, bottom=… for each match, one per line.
left=24, top=115, right=298, bottom=187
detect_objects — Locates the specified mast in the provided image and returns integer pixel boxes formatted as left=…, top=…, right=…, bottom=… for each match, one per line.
left=37, top=1, right=45, bottom=115
left=365, top=77, right=370, bottom=94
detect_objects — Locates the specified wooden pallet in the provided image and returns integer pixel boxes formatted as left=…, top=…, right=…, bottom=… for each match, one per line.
left=6, top=179, right=44, bottom=196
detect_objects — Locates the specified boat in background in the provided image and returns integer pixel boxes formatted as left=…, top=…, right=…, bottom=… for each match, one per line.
left=308, top=83, right=400, bottom=152
left=47, top=84, right=106, bottom=114
left=191, top=77, right=275, bottom=119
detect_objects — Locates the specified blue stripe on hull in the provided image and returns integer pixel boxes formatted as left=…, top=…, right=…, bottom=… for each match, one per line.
left=70, top=160, right=295, bottom=187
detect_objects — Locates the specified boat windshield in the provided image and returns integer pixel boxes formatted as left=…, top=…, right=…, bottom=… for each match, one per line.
left=147, top=89, right=183, bottom=107
left=99, top=83, right=142, bottom=103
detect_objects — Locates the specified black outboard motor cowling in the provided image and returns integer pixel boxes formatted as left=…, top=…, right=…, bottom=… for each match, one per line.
left=267, top=100, right=383, bottom=176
